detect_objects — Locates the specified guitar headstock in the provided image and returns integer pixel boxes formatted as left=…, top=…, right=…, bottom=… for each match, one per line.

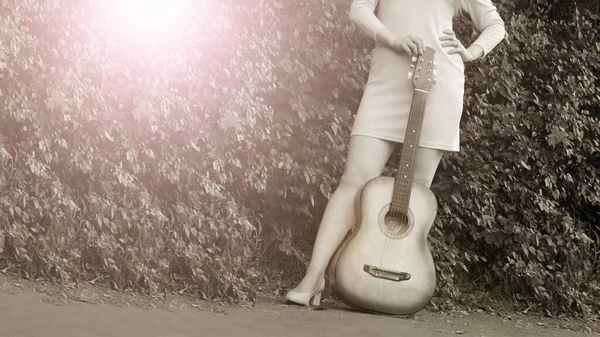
left=408, top=46, right=437, bottom=92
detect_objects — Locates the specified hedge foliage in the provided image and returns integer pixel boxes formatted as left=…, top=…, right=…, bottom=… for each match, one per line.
left=0, top=0, right=598, bottom=317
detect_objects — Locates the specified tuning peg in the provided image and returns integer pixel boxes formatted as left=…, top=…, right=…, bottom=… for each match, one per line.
left=433, top=69, right=438, bottom=75
left=411, top=56, right=417, bottom=62
left=407, top=72, right=413, bottom=79
left=432, top=77, right=437, bottom=84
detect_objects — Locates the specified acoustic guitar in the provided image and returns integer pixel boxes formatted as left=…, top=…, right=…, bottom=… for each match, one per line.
left=328, top=47, right=438, bottom=315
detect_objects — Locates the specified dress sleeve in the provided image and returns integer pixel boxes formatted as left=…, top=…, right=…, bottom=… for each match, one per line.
left=349, top=0, right=386, bottom=40
left=464, top=0, right=506, bottom=56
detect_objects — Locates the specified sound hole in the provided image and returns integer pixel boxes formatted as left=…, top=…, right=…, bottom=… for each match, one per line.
left=384, top=211, right=410, bottom=235
left=377, top=204, right=414, bottom=239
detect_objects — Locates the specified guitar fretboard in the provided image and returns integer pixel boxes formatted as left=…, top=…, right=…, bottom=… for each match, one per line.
left=390, top=89, right=429, bottom=216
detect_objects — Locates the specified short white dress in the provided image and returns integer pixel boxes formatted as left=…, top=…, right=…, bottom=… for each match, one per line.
left=349, top=0, right=505, bottom=152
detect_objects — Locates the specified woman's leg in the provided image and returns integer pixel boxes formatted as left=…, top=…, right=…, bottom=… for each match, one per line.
left=412, top=147, right=444, bottom=188
left=289, top=143, right=445, bottom=296
left=289, top=135, right=397, bottom=294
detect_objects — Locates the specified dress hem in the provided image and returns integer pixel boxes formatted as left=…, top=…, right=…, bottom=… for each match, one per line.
left=350, top=130, right=460, bottom=152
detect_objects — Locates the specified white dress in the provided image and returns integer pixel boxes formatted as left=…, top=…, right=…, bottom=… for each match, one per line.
left=349, top=0, right=505, bottom=152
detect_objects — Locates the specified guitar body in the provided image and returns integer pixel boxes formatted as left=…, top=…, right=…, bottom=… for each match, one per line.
left=331, top=176, right=437, bottom=315
left=329, top=47, right=439, bottom=315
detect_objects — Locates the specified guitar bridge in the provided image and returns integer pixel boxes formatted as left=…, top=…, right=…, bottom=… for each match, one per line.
left=363, top=264, right=411, bottom=282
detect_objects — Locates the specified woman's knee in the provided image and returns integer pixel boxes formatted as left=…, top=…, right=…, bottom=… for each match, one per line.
left=414, top=148, right=444, bottom=188
left=338, top=168, right=377, bottom=190
left=338, top=136, right=396, bottom=189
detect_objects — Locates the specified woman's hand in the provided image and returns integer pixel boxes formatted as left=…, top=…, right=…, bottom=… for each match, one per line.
left=376, top=27, right=424, bottom=56
left=390, top=34, right=425, bottom=56
left=439, top=29, right=483, bottom=62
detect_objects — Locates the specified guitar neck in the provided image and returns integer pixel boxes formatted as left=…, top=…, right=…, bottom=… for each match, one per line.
left=390, top=89, right=429, bottom=215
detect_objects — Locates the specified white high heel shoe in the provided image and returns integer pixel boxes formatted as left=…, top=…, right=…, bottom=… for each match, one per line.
left=285, top=280, right=325, bottom=308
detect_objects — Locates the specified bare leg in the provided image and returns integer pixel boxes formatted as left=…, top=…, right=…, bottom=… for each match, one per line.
left=288, top=136, right=397, bottom=295
left=413, top=147, right=444, bottom=188
left=287, top=142, right=445, bottom=299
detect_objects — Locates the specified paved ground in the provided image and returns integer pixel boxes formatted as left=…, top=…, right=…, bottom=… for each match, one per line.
left=0, top=274, right=598, bottom=337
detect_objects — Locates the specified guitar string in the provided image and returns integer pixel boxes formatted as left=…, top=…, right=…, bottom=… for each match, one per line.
left=383, top=74, right=407, bottom=281
left=384, top=88, right=427, bottom=279
left=391, top=91, right=422, bottom=271
left=393, top=90, right=424, bottom=278
left=380, top=55, right=432, bottom=297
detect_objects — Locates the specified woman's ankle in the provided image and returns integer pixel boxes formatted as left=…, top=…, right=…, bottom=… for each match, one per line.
left=304, top=267, right=325, bottom=282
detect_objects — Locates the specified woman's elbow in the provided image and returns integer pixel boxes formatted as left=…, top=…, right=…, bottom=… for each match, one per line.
left=348, top=5, right=360, bottom=23
left=348, top=1, right=372, bottom=23
left=494, top=20, right=507, bottom=40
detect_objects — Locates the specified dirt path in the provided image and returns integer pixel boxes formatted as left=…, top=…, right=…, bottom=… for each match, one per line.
left=0, top=274, right=597, bottom=337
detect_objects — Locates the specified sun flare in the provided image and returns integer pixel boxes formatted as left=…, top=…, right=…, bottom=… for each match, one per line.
left=115, top=0, right=181, bottom=32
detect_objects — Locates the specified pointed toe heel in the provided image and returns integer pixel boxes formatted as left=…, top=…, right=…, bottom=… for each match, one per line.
left=285, top=280, right=325, bottom=309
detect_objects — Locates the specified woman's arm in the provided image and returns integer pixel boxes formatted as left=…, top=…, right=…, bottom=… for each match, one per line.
left=349, top=0, right=424, bottom=55
left=348, top=0, right=386, bottom=41
left=464, top=0, right=506, bottom=57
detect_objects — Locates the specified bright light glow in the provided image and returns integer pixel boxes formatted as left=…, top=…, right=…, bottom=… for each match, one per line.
left=115, top=0, right=182, bottom=32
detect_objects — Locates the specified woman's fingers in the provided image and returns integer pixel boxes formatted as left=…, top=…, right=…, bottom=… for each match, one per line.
left=391, top=35, right=425, bottom=56
left=440, top=29, right=476, bottom=62
left=440, top=32, right=463, bottom=50
left=439, top=35, right=456, bottom=42
left=441, top=41, right=460, bottom=47
left=390, top=31, right=464, bottom=56
left=406, top=40, right=418, bottom=55
left=409, top=35, right=424, bottom=55
left=439, top=29, right=458, bottom=46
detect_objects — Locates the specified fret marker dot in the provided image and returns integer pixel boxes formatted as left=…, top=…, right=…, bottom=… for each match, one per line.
left=404, top=175, right=407, bottom=178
